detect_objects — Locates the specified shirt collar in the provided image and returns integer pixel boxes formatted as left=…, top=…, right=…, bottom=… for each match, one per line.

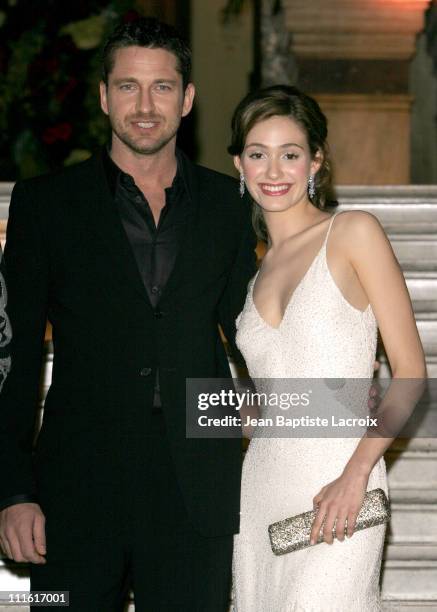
left=102, top=145, right=184, bottom=199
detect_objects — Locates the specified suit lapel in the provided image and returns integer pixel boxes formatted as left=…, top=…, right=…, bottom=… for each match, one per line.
left=81, top=149, right=202, bottom=309
left=157, top=149, right=199, bottom=304
left=82, top=152, right=154, bottom=309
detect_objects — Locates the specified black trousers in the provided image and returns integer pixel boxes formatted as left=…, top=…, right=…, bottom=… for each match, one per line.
left=31, top=413, right=233, bottom=611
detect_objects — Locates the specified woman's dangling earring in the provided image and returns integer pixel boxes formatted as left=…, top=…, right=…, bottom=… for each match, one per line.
left=308, top=174, right=316, bottom=199
left=239, top=173, right=245, bottom=198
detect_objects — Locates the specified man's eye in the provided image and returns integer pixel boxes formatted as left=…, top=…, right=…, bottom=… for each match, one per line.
left=156, top=84, right=171, bottom=91
left=120, top=84, right=135, bottom=91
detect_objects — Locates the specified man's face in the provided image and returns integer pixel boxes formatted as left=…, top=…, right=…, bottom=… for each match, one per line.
left=100, top=46, right=194, bottom=156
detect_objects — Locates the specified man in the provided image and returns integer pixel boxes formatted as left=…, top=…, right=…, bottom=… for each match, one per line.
left=0, top=18, right=256, bottom=611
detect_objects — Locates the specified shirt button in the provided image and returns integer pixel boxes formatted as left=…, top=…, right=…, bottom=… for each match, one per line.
left=140, top=367, right=152, bottom=377
left=134, top=195, right=142, bottom=203
left=121, top=174, right=134, bottom=187
left=151, top=285, right=160, bottom=295
left=154, top=310, right=164, bottom=319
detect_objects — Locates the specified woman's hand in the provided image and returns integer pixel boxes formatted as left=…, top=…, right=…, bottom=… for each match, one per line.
left=310, top=469, right=369, bottom=545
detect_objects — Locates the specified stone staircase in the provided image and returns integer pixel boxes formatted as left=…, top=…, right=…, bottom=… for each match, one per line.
left=0, top=184, right=436, bottom=610
left=336, top=186, right=437, bottom=611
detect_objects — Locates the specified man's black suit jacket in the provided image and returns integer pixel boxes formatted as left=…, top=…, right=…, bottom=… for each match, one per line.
left=0, top=149, right=257, bottom=536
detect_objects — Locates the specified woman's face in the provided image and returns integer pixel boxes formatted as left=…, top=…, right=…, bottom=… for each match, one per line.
left=235, top=115, right=321, bottom=213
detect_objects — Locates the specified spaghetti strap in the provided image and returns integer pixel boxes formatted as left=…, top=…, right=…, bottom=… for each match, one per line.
left=322, top=211, right=339, bottom=248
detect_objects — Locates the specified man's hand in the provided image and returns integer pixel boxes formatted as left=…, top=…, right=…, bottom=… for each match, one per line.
left=369, top=361, right=381, bottom=412
left=0, top=503, right=46, bottom=564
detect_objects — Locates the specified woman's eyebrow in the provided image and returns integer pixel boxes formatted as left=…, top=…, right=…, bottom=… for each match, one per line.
left=245, top=142, right=304, bottom=149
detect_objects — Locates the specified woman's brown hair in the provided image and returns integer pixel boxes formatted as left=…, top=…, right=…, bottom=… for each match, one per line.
left=229, top=85, right=335, bottom=242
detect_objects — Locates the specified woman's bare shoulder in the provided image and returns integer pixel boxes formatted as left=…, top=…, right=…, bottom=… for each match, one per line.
left=332, top=210, right=387, bottom=243
left=334, top=209, right=382, bottom=228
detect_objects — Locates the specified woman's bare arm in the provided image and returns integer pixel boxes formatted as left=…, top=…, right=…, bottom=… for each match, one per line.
left=310, top=211, right=426, bottom=545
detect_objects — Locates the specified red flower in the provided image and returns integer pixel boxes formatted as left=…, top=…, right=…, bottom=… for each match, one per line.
left=42, top=122, right=73, bottom=145
left=55, top=77, right=79, bottom=102
left=123, top=10, right=140, bottom=23
left=28, top=56, right=60, bottom=83
left=44, top=57, right=60, bottom=74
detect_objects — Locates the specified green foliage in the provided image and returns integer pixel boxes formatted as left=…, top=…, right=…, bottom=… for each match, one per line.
left=0, top=0, right=135, bottom=180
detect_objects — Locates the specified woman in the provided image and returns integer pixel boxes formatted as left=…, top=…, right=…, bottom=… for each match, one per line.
left=229, top=86, right=426, bottom=611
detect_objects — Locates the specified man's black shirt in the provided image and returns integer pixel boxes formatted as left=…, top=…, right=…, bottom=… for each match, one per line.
left=102, top=147, right=192, bottom=408
left=102, top=147, right=192, bottom=306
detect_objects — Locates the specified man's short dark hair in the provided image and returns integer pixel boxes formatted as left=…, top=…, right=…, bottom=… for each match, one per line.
left=101, top=17, right=192, bottom=89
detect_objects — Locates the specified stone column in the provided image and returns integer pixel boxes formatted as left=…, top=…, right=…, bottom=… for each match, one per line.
left=260, top=0, right=298, bottom=85
left=282, top=0, right=430, bottom=184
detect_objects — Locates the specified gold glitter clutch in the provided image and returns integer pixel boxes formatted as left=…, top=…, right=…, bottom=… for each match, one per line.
left=268, top=488, right=390, bottom=555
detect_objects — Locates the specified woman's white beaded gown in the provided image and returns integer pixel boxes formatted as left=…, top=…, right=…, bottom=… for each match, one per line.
left=232, top=213, right=389, bottom=612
